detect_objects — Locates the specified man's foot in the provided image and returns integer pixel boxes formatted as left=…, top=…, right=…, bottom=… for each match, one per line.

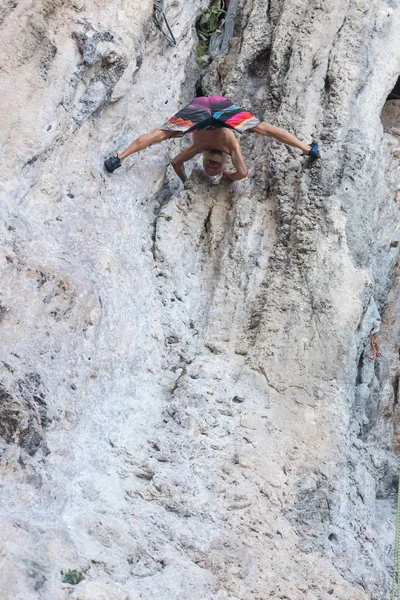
left=104, top=155, right=121, bottom=173
left=308, top=142, right=320, bottom=159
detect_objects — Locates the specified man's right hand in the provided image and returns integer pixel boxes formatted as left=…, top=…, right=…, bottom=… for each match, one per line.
left=171, top=143, right=199, bottom=183
left=171, top=160, right=187, bottom=183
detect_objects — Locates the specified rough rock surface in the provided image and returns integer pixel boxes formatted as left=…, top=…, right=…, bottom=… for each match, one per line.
left=1, top=0, right=400, bottom=599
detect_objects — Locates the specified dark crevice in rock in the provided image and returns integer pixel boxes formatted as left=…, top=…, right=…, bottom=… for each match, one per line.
left=0, top=375, right=49, bottom=457
left=195, top=77, right=206, bottom=97
left=151, top=179, right=177, bottom=260
left=324, top=73, right=333, bottom=97
left=0, top=303, right=9, bottom=322
left=203, top=207, right=213, bottom=235
left=248, top=46, right=271, bottom=79
left=356, top=353, right=363, bottom=386
left=387, top=75, right=400, bottom=101
left=394, top=375, right=399, bottom=407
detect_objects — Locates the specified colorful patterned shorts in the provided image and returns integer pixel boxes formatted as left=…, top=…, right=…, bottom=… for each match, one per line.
left=160, top=96, right=261, bottom=135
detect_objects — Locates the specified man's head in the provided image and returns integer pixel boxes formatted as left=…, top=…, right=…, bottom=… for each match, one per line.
left=202, top=151, right=227, bottom=176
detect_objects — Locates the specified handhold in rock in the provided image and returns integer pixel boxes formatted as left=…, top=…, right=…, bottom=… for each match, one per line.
left=232, top=395, right=245, bottom=403
left=111, top=60, right=138, bottom=102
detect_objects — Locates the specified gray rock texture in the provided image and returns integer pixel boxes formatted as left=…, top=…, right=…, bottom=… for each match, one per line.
left=1, top=0, right=400, bottom=598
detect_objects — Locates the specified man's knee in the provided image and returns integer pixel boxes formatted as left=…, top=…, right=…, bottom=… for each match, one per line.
left=155, top=129, right=180, bottom=142
left=251, top=122, right=274, bottom=136
left=137, top=129, right=171, bottom=147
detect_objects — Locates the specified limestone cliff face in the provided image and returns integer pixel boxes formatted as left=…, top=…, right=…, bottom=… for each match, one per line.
left=1, top=1, right=400, bottom=598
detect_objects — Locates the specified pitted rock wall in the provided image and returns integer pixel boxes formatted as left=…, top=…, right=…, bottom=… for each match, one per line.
left=1, top=0, right=400, bottom=599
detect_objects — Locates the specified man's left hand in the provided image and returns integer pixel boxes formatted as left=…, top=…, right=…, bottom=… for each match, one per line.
left=223, top=170, right=236, bottom=181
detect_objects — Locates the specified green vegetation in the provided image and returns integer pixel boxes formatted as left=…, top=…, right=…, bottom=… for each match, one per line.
left=40, top=415, right=50, bottom=430
left=62, top=570, right=85, bottom=585
left=196, top=1, right=226, bottom=57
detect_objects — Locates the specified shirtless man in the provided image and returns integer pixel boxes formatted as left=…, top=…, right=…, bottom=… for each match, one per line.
left=104, top=95, right=320, bottom=183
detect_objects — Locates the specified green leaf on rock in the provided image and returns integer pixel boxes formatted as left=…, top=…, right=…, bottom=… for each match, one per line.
left=62, top=569, right=85, bottom=585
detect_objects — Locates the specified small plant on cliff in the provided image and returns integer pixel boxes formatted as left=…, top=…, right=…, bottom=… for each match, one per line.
left=196, top=0, right=226, bottom=57
left=62, top=569, right=85, bottom=585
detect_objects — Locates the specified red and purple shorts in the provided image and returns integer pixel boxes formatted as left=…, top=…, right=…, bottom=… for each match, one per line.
left=160, top=96, right=260, bottom=135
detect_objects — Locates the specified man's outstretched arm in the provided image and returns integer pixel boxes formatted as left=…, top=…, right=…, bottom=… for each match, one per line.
left=251, top=122, right=312, bottom=154
left=224, top=143, right=248, bottom=181
left=171, top=143, right=199, bottom=183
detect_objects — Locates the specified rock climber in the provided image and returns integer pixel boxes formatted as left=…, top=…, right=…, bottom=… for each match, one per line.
left=104, top=95, right=320, bottom=183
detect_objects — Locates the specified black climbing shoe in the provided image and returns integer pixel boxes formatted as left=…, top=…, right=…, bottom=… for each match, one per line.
left=308, top=142, right=320, bottom=159
left=104, top=155, right=121, bottom=173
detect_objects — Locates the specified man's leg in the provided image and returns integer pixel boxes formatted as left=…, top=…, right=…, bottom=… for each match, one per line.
left=118, top=129, right=179, bottom=161
left=105, top=128, right=179, bottom=173
left=251, top=122, right=312, bottom=154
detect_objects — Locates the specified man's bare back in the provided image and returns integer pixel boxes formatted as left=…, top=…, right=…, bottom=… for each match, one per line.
left=191, top=129, right=237, bottom=154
